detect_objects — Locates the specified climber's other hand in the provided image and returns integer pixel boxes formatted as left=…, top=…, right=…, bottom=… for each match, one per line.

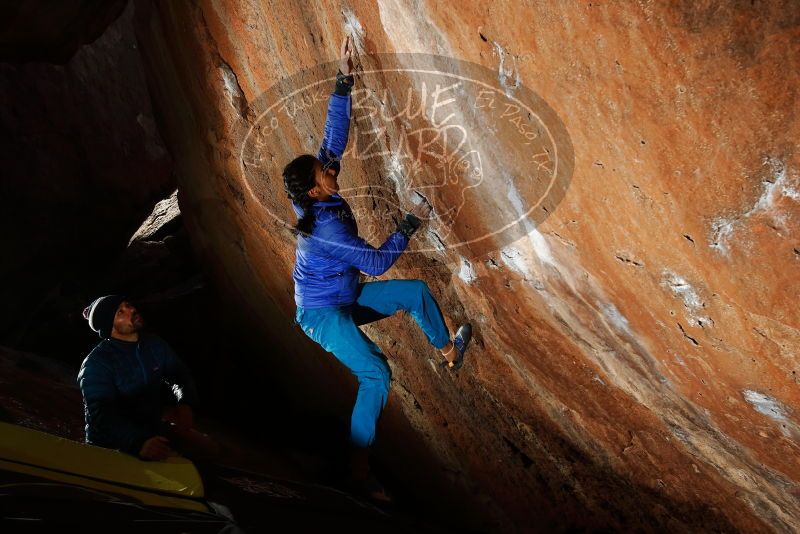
left=339, top=35, right=353, bottom=75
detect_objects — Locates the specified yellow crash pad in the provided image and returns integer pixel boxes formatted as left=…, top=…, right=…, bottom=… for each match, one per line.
left=0, top=422, right=205, bottom=506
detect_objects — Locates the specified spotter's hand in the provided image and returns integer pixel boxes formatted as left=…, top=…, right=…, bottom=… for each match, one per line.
left=139, top=436, right=174, bottom=461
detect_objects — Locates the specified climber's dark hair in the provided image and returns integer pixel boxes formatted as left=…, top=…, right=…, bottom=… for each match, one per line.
left=283, top=154, right=319, bottom=236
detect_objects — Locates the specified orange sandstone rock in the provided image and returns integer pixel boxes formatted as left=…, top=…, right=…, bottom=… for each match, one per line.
left=134, top=1, right=799, bottom=530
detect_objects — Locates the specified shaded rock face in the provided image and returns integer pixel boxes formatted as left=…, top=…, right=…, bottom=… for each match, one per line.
left=0, top=2, right=175, bottom=355
left=0, top=346, right=84, bottom=441
left=0, top=1, right=126, bottom=63
left=133, top=1, right=799, bottom=531
left=0, top=8, right=312, bottom=511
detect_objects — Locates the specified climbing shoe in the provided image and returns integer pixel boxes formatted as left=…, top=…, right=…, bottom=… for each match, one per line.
left=444, top=323, right=472, bottom=370
left=362, top=473, right=393, bottom=503
left=345, top=473, right=393, bottom=504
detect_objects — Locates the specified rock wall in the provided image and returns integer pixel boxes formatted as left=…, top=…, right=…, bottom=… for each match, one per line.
left=133, top=1, right=799, bottom=531
left=0, top=1, right=126, bottom=63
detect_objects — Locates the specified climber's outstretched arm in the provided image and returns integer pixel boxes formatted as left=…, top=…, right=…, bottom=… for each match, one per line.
left=318, top=36, right=354, bottom=176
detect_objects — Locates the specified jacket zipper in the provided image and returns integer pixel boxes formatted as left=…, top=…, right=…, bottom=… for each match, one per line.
left=337, top=271, right=345, bottom=302
left=135, top=343, right=147, bottom=384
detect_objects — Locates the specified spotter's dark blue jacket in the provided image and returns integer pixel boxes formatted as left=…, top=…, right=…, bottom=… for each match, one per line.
left=292, top=86, right=411, bottom=309
left=77, top=333, right=198, bottom=455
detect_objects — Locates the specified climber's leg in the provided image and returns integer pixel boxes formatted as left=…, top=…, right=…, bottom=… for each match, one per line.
left=295, top=306, right=391, bottom=449
left=353, top=280, right=451, bottom=350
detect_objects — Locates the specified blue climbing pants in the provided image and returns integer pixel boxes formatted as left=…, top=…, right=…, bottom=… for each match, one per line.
left=294, top=279, right=451, bottom=448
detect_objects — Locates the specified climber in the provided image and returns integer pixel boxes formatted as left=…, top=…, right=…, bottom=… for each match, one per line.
left=78, top=295, right=220, bottom=462
left=283, top=36, right=473, bottom=501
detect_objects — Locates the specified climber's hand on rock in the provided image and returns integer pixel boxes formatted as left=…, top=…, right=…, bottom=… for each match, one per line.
left=339, top=35, right=353, bottom=75
left=409, top=200, right=432, bottom=221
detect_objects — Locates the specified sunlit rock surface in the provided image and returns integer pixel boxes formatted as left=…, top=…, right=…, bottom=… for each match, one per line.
left=133, top=1, right=799, bottom=530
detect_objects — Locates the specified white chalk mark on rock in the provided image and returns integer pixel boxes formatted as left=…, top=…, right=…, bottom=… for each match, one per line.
left=506, top=178, right=554, bottom=266
left=709, top=218, right=736, bottom=255
left=219, top=61, right=246, bottom=117
left=458, top=256, right=477, bottom=284
left=493, top=42, right=521, bottom=97
left=500, top=246, right=530, bottom=278
left=377, top=0, right=453, bottom=56
left=601, top=302, right=633, bottom=336
left=743, top=390, right=787, bottom=422
left=342, top=8, right=365, bottom=52
left=742, top=390, right=794, bottom=437
left=592, top=374, right=606, bottom=386
left=662, top=271, right=703, bottom=310
left=386, top=153, right=405, bottom=194
left=709, top=158, right=799, bottom=255
left=661, top=271, right=715, bottom=327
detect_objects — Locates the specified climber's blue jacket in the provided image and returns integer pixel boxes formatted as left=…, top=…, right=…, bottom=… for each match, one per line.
left=77, top=333, right=198, bottom=455
left=292, top=91, right=411, bottom=308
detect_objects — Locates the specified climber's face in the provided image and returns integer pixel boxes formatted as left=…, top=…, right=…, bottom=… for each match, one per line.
left=308, top=159, right=339, bottom=201
left=112, top=301, right=144, bottom=336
